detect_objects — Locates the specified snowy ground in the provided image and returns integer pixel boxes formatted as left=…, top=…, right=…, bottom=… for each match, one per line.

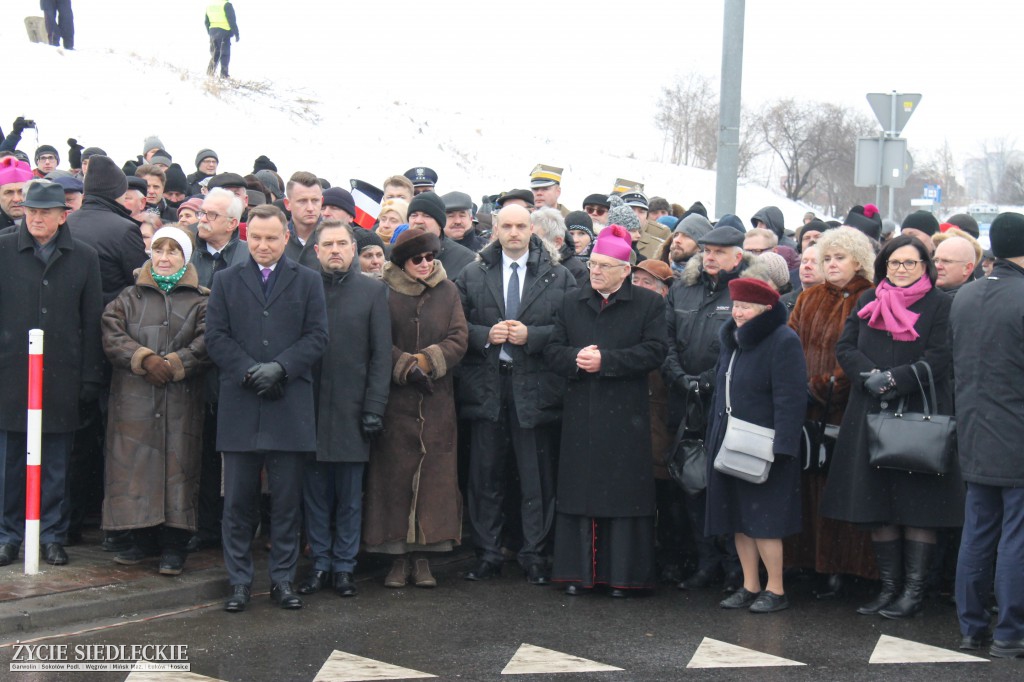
left=6, top=0, right=815, bottom=224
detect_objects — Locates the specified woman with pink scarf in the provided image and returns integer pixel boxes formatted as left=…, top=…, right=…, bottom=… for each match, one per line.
left=822, top=234, right=964, bottom=620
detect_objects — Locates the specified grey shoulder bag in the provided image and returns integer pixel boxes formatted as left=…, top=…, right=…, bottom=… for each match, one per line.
left=713, top=350, right=775, bottom=484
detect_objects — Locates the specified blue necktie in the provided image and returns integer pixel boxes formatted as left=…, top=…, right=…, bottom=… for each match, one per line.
left=501, top=262, right=520, bottom=361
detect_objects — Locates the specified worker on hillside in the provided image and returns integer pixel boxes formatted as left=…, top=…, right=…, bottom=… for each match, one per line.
left=205, top=2, right=240, bottom=79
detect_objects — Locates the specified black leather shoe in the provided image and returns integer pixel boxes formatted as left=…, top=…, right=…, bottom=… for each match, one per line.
left=185, top=534, right=221, bottom=553
left=297, top=569, right=331, bottom=595
left=990, top=639, right=1024, bottom=658
left=113, top=545, right=158, bottom=565
left=0, top=543, right=18, bottom=566
left=270, top=582, right=303, bottom=609
left=44, top=543, right=68, bottom=566
left=959, top=630, right=992, bottom=651
left=224, top=585, right=250, bottom=613
left=525, top=564, right=550, bottom=586
left=158, top=550, right=186, bottom=576
left=101, top=531, right=133, bottom=553
left=565, top=584, right=591, bottom=596
left=677, top=567, right=721, bottom=590
left=749, top=590, right=790, bottom=613
left=720, top=587, right=758, bottom=609
left=465, top=560, right=502, bottom=581
left=334, top=571, right=356, bottom=597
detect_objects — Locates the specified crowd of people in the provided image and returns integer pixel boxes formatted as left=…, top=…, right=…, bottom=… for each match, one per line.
left=0, top=125, right=1021, bottom=659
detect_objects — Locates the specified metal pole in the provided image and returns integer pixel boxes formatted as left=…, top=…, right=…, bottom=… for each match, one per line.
left=888, top=91, right=898, bottom=222
left=25, top=329, right=44, bottom=576
left=715, top=0, right=745, bottom=218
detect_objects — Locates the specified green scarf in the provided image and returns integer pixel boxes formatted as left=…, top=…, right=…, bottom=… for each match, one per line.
left=152, top=265, right=187, bottom=292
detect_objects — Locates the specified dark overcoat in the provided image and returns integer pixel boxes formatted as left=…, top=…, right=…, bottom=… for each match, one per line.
left=66, top=195, right=147, bottom=304
left=455, top=236, right=576, bottom=428
left=362, top=261, right=468, bottom=548
left=0, top=223, right=104, bottom=433
left=821, top=284, right=964, bottom=527
left=543, top=280, right=667, bottom=517
left=704, top=304, right=807, bottom=538
left=950, top=260, right=1024, bottom=487
left=205, top=256, right=328, bottom=453
left=100, top=264, right=209, bottom=530
left=314, top=267, right=391, bottom=463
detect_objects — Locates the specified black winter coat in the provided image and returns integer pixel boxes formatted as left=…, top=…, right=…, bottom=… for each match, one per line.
left=544, top=281, right=667, bottom=517
left=455, top=236, right=576, bottom=428
left=0, top=224, right=104, bottom=432
left=66, top=195, right=147, bottom=304
left=950, top=260, right=1024, bottom=486
left=558, top=240, right=588, bottom=286
left=205, top=257, right=328, bottom=453
left=453, top=229, right=488, bottom=252
left=822, top=284, right=964, bottom=527
left=314, top=267, right=391, bottom=462
left=704, top=304, right=807, bottom=538
left=438, top=236, right=476, bottom=281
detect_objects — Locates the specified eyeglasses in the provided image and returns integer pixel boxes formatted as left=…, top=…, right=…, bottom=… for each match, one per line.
left=410, top=253, right=436, bottom=265
left=197, top=210, right=224, bottom=221
left=587, top=260, right=627, bottom=272
left=584, top=206, right=608, bottom=216
left=745, top=247, right=771, bottom=255
left=887, top=259, right=922, bottom=271
left=37, top=154, right=57, bottom=162
left=933, top=258, right=969, bottom=267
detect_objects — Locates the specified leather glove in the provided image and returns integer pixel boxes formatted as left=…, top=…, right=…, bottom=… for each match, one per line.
left=142, top=354, right=174, bottom=386
left=79, top=382, right=101, bottom=405
left=860, top=370, right=896, bottom=397
left=360, top=413, right=384, bottom=441
left=260, top=382, right=285, bottom=401
left=406, top=365, right=434, bottom=395
left=12, top=116, right=34, bottom=134
left=680, top=374, right=701, bottom=392
left=249, top=362, right=286, bottom=395
left=68, top=138, right=84, bottom=169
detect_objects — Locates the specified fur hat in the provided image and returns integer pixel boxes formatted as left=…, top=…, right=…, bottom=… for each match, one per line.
left=83, top=155, right=128, bottom=201
left=605, top=195, right=641, bottom=232
left=407, top=191, right=447, bottom=229
left=390, top=226, right=441, bottom=267
left=728, top=277, right=779, bottom=306
left=989, top=212, right=1024, bottom=259
left=591, top=224, right=632, bottom=262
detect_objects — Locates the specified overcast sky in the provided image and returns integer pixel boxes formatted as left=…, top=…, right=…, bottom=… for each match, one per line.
left=13, top=1, right=1020, bottom=168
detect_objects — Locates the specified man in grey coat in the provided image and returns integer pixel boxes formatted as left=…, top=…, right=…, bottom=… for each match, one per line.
left=205, top=204, right=328, bottom=612
left=296, top=220, right=391, bottom=598
left=950, top=212, right=1024, bottom=658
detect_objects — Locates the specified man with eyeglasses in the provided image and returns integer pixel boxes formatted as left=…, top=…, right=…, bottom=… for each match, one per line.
left=663, top=225, right=752, bottom=592
left=34, top=145, right=61, bottom=178
left=934, top=236, right=979, bottom=298
left=456, top=204, right=576, bottom=586
left=582, top=193, right=610, bottom=228
left=743, top=227, right=778, bottom=256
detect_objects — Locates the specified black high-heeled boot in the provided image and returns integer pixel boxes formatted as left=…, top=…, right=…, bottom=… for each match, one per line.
left=857, top=539, right=902, bottom=615
left=879, top=540, right=933, bottom=619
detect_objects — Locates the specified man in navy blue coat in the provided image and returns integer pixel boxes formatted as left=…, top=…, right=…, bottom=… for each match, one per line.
left=205, top=204, right=328, bottom=612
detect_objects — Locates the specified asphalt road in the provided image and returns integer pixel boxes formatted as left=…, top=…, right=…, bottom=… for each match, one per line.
left=3, top=560, right=1017, bottom=682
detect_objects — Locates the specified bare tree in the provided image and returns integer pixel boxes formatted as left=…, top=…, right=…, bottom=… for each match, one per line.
left=965, top=137, right=1024, bottom=202
left=654, top=74, right=717, bottom=168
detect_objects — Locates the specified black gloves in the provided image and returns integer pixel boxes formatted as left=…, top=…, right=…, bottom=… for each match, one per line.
left=406, top=366, right=434, bottom=395
left=243, top=362, right=286, bottom=397
left=68, top=138, right=83, bottom=169
left=360, top=413, right=384, bottom=441
left=12, top=117, right=35, bottom=134
left=861, top=370, right=897, bottom=399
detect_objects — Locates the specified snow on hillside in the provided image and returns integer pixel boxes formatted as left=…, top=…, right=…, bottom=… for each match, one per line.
left=5, top=1, right=814, bottom=226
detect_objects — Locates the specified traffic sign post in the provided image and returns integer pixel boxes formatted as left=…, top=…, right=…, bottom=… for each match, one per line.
left=854, top=91, right=921, bottom=221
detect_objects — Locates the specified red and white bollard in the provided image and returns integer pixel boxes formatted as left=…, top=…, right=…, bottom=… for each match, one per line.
left=25, top=329, right=44, bottom=575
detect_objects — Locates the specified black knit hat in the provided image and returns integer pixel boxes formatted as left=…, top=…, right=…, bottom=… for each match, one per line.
left=164, top=163, right=189, bottom=194
left=35, top=144, right=60, bottom=165
left=990, top=212, right=1024, bottom=259
left=390, top=227, right=441, bottom=266
left=355, top=227, right=385, bottom=253
left=253, top=155, right=277, bottom=173
left=565, top=210, right=595, bottom=240
left=322, top=187, right=356, bottom=217
left=407, top=191, right=447, bottom=229
left=83, top=155, right=128, bottom=201
left=844, top=205, right=883, bottom=241
left=901, top=210, right=939, bottom=237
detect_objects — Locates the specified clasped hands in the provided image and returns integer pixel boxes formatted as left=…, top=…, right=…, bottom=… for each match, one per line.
left=243, top=362, right=286, bottom=400
left=576, top=345, right=601, bottom=373
left=487, top=321, right=528, bottom=345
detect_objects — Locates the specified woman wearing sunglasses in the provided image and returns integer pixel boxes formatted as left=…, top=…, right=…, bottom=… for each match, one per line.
left=362, top=227, right=468, bottom=589
left=822, top=234, right=963, bottom=619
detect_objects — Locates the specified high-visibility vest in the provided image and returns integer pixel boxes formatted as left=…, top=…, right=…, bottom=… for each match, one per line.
left=206, top=2, right=230, bottom=31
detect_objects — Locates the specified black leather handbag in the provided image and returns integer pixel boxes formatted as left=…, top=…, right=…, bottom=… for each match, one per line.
left=801, top=376, right=837, bottom=473
left=667, top=390, right=707, bottom=495
left=866, top=362, right=956, bottom=475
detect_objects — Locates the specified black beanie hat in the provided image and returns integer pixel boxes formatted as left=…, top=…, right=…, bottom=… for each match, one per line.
left=901, top=210, right=940, bottom=237
left=565, top=210, right=595, bottom=241
left=35, top=144, right=60, bottom=165
left=390, top=227, right=441, bottom=267
left=253, top=155, right=278, bottom=173
left=407, top=191, right=447, bottom=229
left=844, top=205, right=883, bottom=241
left=84, top=155, right=128, bottom=201
left=989, top=212, right=1024, bottom=259
left=164, top=163, right=189, bottom=194
left=355, top=226, right=385, bottom=253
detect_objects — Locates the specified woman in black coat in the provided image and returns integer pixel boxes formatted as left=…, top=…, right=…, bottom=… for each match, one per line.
left=822, top=235, right=964, bottom=620
left=705, top=278, right=807, bottom=614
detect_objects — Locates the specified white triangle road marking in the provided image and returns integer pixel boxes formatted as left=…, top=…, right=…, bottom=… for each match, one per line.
left=501, top=643, right=623, bottom=675
left=687, top=637, right=806, bottom=668
left=869, top=635, right=988, bottom=664
left=313, top=650, right=437, bottom=681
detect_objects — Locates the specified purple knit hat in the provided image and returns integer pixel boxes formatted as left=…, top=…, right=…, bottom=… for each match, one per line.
left=591, top=224, right=632, bottom=262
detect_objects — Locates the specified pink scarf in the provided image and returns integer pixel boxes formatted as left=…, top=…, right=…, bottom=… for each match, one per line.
left=857, top=276, right=932, bottom=341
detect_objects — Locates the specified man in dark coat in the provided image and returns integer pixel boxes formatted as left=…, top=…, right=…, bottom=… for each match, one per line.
left=544, top=225, right=667, bottom=596
left=65, top=155, right=147, bottom=305
left=663, top=225, right=752, bottom=590
left=0, top=181, right=103, bottom=567
left=408, top=191, right=475, bottom=280
left=443, top=191, right=487, bottom=252
left=295, top=221, right=390, bottom=599
left=205, top=204, right=328, bottom=612
left=456, top=206, right=576, bottom=585
left=950, top=213, right=1024, bottom=657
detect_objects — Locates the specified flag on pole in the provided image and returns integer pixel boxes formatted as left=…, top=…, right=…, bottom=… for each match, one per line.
left=349, top=179, right=383, bottom=229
